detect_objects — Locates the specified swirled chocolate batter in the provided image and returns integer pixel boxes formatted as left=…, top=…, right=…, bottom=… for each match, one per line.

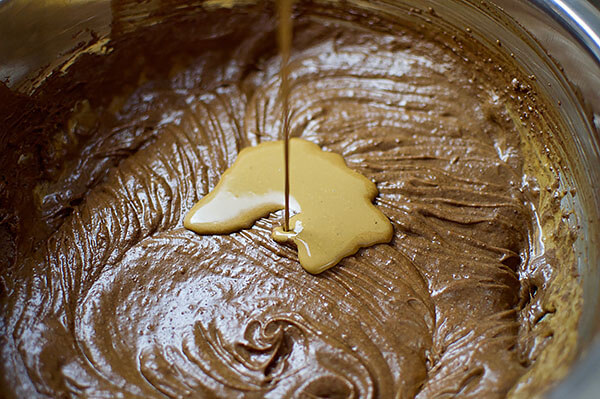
left=0, top=2, right=581, bottom=398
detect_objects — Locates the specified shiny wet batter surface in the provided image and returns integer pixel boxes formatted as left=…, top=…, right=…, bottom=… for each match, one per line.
left=0, top=5, right=575, bottom=399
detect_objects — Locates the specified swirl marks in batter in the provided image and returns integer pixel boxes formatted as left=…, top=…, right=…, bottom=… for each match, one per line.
left=3, top=10, right=535, bottom=399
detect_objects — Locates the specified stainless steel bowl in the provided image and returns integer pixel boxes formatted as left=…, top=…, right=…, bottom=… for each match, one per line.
left=497, top=4, right=600, bottom=398
left=1, top=0, right=598, bottom=397
left=496, top=0, right=600, bottom=399
left=472, top=1, right=600, bottom=397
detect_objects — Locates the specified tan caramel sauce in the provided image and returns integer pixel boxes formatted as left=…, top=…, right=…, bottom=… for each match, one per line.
left=184, top=138, right=393, bottom=273
left=185, top=0, right=392, bottom=273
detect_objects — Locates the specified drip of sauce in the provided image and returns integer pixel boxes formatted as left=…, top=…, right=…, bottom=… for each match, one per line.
left=184, top=138, right=393, bottom=274
left=277, top=0, right=293, bottom=232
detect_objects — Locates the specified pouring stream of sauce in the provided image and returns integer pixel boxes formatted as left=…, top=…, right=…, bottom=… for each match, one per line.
left=278, top=0, right=292, bottom=232
left=184, top=0, right=393, bottom=272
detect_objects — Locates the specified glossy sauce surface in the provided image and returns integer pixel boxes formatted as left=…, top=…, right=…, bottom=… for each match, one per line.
left=185, top=138, right=393, bottom=273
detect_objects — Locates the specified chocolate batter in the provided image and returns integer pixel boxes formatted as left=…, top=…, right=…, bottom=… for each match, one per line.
left=0, top=2, right=580, bottom=398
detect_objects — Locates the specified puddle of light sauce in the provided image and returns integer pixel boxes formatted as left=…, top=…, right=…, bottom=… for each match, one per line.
left=184, top=138, right=393, bottom=274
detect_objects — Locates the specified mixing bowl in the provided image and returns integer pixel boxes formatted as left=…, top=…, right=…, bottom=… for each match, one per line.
left=1, top=0, right=598, bottom=397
